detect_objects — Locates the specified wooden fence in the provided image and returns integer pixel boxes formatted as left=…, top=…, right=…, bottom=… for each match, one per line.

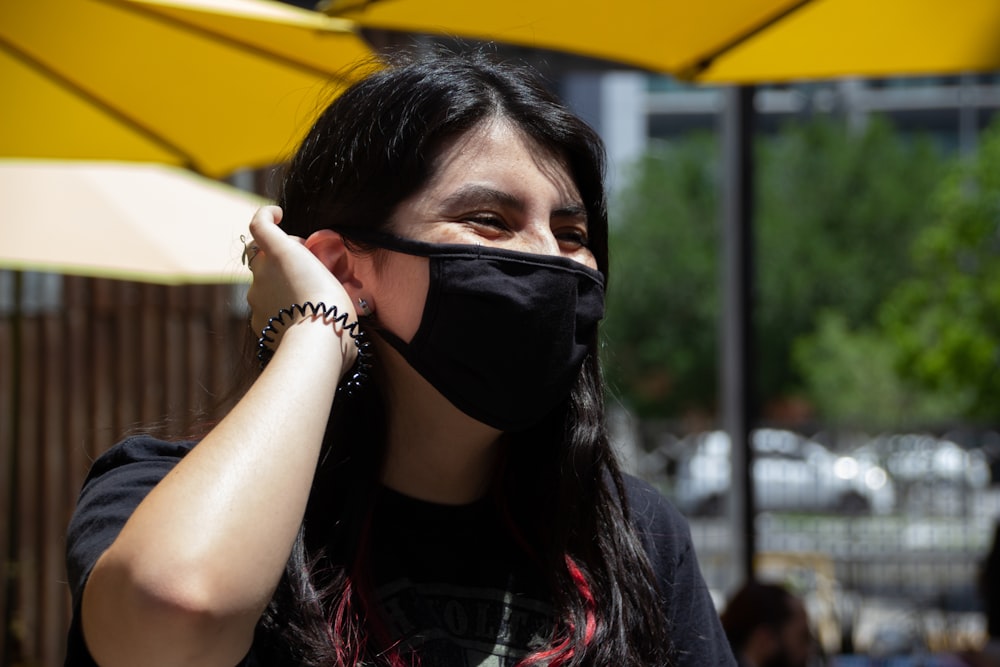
left=1, top=273, right=248, bottom=666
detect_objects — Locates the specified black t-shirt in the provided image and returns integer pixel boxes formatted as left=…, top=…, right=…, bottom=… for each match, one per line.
left=368, top=488, right=554, bottom=665
left=64, top=436, right=735, bottom=666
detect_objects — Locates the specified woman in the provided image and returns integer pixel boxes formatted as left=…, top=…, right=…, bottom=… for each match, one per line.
left=65, top=50, right=734, bottom=666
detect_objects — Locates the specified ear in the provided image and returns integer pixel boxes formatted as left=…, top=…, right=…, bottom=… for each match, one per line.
left=305, top=229, right=364, bottom=293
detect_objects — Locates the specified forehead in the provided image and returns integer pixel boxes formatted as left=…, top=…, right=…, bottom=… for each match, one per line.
left=422, top=119, right=580, bottom=199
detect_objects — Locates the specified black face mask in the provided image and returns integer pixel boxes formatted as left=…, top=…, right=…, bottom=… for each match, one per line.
left=356, top=233, right=605, bottom=432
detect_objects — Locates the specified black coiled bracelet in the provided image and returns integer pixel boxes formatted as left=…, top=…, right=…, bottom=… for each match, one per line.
left=256, top=301, right=372, bottom=396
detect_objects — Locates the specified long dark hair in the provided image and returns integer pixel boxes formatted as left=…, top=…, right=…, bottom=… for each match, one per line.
left=254, top=48, right=672, bottom=666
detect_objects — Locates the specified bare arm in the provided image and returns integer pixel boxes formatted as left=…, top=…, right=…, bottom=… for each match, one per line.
left=81, top=207, right=357, bottom=667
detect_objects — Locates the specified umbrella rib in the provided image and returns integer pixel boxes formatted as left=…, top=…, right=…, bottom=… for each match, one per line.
left=681, top=0, right=815, bottom=80
left=0, top=36, right=200, bottom=172
left=97, top=0, right=363, bottom=84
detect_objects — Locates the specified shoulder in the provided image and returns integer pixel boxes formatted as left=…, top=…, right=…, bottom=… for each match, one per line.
left=74, top=434, right=199, bottom=516
left=73, top=435, right=199, bottom=510
left=619, top=474, right=699, bottom=609
left=620, top=474, right=738, bottom=667
left=71, top=432, right=198, bottom=515
left=620, top=473, right=694, bottom=567
left=83, top=434, right=198, bottom=481
left=621, top=474, right=688, bottom=531
left=67, top=436, right=198, bottom=600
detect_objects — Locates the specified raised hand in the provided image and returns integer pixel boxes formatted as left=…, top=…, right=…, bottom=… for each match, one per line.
left=244, top=205, right=359, bottom=376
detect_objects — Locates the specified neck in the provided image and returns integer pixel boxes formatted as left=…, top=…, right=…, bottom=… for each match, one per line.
left=378, top=345, right=504, bottom=505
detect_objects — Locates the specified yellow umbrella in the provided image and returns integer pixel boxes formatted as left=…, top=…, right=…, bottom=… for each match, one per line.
left=1, top=0, right=375, bottom=178
left=696, top=0, right=1000, bottom=83
left=323, top=0, right=805, bottom=76
left=0, top=159, right=264, bottom=284
left=326, top=0, right=1000, bottom=82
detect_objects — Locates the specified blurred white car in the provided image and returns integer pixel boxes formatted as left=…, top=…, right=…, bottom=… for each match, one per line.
left=849, top=433, right=990, bottom=515
left=851, top=433, right=990, bottom=487
left=673, top=429, right=895, bottom=516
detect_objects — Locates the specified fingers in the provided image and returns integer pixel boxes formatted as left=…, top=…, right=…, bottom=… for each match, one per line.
left=246, top=206, right=310, bottom=269
left=245, top=206, right=283, bottom=266
left=247, top=205, right=283, bottom=249
left=242, top=205, right=358, bottom=349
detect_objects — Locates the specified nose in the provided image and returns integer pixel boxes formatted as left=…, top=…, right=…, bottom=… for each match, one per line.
left=513, top=222, right=561, bottom=257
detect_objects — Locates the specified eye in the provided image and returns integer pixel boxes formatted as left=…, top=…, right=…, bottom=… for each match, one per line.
left=462, top=213, right=509, bottom=232
left=554, top=226, right=590, bottom=249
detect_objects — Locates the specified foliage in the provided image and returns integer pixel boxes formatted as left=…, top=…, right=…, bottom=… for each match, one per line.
left=876, top=119, right=1000, bottom=422
left=603, top=134, right=719, bottom=417
left=755, top=117, right=944, bottom=403
left=604, top=116, right=947, bottom=421
left=792, top=311, right=971, bottom=428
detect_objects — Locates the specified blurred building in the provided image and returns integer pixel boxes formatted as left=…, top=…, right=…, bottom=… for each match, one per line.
left=560, top=70, right=1000, bottom=198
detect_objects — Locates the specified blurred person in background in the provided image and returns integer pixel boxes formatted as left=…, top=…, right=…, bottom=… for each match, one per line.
left=962, top=521, right=1000, bottom=667
left=721, top=580, right=813, bottom=667
left=982, top=522, right=1000, bottom=651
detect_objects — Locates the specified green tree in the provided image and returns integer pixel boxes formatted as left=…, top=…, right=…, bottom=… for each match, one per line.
left=605, top=117, right=946, bottom=420
left=755, top=117, right=944, bottom=403
left=793, top=311, right=970, bottom=428
left=877, top=118, right=1000, bottom=423
left=604, top=134, right=719, bottom=417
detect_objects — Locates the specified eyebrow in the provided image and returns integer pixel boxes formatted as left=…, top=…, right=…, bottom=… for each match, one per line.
left=439, top=184, right=587, bottom=221
left=440, top=184, right=525, bottom=212
left=553, top=203, right=589, bottom=220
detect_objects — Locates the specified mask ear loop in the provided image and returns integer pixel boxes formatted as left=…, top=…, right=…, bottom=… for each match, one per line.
left=256, top=301, right=373, bottom=397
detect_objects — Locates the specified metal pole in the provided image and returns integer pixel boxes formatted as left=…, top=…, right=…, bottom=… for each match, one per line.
left=720, top=85, right=757, bottom=588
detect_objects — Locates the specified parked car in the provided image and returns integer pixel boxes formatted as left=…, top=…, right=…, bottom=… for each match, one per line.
left=849, top=433, right=990, bottom=515
left=672, top=429, right=895, bottom=516
left=851, top=433, right=990, bottom=487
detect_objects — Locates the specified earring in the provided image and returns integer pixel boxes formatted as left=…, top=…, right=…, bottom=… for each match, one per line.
left=357, top=297, right=374, bottom=317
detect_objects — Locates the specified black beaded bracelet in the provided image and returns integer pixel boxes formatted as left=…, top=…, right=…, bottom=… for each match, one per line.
left=256, top=301, right=372, bottom=396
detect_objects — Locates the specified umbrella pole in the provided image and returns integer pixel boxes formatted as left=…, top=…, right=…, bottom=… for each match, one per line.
left=720, top=85, right=757, bottom=589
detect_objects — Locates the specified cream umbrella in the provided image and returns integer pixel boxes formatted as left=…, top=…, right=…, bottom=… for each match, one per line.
left=0, top=159, right=264, bottom=284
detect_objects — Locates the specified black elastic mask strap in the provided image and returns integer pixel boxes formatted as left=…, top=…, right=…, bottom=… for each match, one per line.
left=332, top=227, right=606, bottom=286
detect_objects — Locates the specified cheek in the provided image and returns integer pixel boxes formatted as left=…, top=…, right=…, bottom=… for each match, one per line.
left=372, top=254, right=429, bottom=343
left=577, top=249, right=598, bottom=270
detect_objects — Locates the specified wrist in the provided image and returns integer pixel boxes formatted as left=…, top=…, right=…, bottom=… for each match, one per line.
left=256, top=301, right=370, bottom=393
